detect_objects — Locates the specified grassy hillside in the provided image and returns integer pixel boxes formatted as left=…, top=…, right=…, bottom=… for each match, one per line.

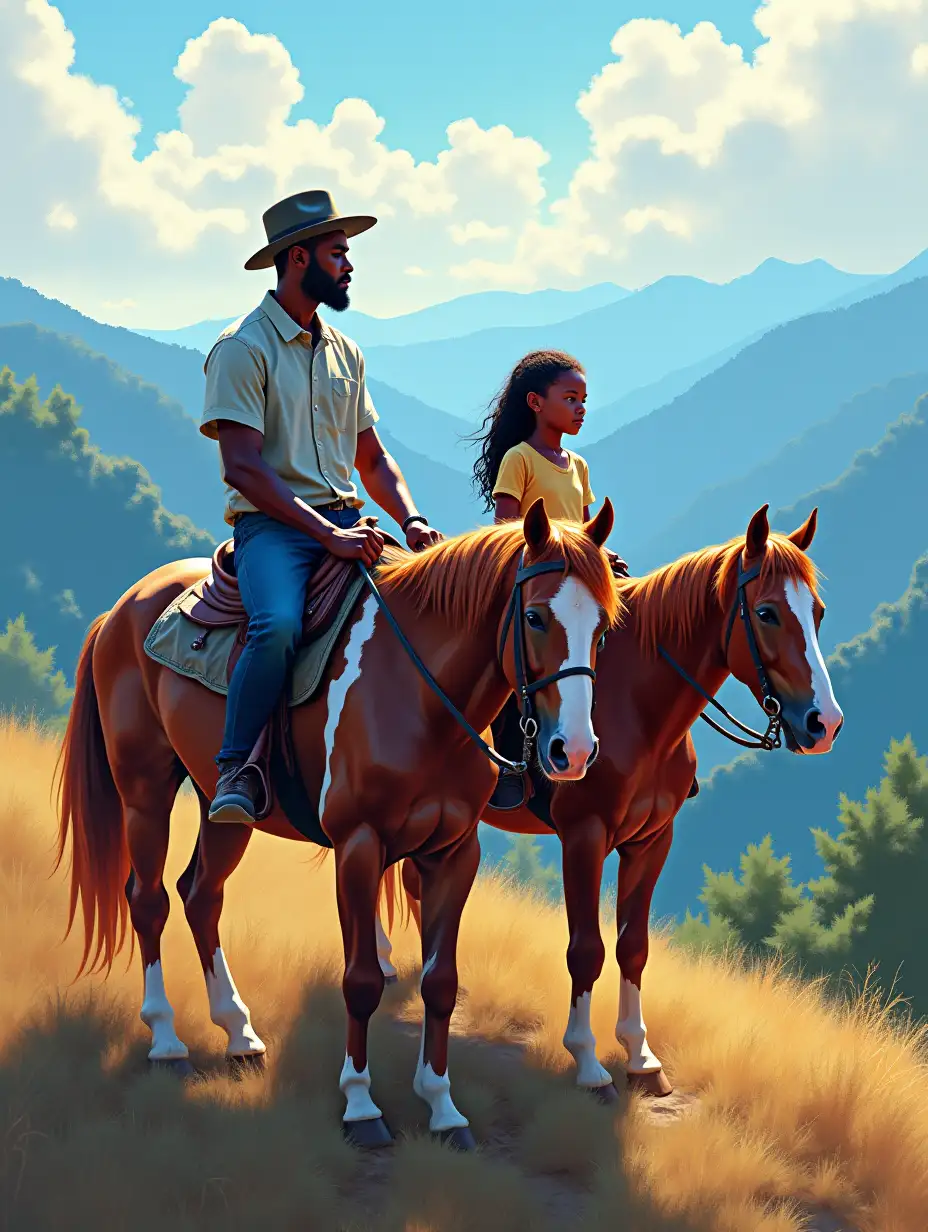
left=364, top=259, right=871, bottom=418
left=0, top=368, right=215, bottom=679
left=590, top=277, right=928, bottom=551
left=634, top=375, right=928, bottom=576
left=368, top=377, right=475, bottom=475
left=658, top=550, right=928, bottom=921
left=3, top=717, right=924, bottom=1230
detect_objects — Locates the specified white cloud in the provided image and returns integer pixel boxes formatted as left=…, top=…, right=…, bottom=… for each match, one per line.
left=2, top=0, right=928, bottom=325
left=46, top=203, right=76, bottom=230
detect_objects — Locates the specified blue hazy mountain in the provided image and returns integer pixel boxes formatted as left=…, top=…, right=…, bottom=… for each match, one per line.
left=634, top=374, right=928, bottom=575
left=657, top=546, right=928, bottom=922
left=360, top=259, right=873, bottom=418
left=0, top=278, right=477, bottom=476
left=136, top=283, right=630, bottom=353
left=0, top=324, right=481, bottom=545
left=587, top=276, right=928, bottom=552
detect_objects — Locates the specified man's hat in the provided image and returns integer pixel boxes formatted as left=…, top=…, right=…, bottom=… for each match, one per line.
left=244, top=190, right=377, bottom=272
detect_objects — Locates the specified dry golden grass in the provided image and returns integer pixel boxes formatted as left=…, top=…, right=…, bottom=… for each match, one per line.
left=1, top=718, right=926, bottom=1230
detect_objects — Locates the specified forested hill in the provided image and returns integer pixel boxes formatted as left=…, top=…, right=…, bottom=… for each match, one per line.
left=0, top=368, right=215, bottom=679
left=656, top=548, right=928, bottom=920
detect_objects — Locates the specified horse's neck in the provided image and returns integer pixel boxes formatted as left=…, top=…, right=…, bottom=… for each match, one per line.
left=630, top=582, right=731, bottom=747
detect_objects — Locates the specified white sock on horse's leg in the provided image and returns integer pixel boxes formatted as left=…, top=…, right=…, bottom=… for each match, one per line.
left=412, top=954, right=469, bottom=1132
left=615, top=977, right=662, bottom=1073
left=562, top=990, right=613, bottom=1088
left=140, top=960, right=189, bottom=1061
left=205, top=946, right=266, bottom=1057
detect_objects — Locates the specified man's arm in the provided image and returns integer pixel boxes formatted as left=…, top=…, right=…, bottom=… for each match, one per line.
left=217, top=423, right=384, bottom=564
left=355, top=426, right=443, bottom=550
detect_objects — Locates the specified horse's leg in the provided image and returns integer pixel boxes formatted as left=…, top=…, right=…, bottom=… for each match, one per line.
left=335, top=828, right=393, bottom=1149
left=179, top=795, right=266, bottom=1068
left=614, top=824, right=675, bottom=1097
left=560, top=820, right=617, bottom=1100
left=411, top=828, right=480, bottom=1149
left=375, top=915, right=398, bottom=984
left=111, top=743, right=190, bottom=1074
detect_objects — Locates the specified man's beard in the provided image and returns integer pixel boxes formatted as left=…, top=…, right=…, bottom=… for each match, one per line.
left=300, top=257, right=350, bottom=312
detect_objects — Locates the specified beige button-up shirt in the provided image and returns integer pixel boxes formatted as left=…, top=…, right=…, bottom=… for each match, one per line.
left=199, top=291, right=378, bottom=526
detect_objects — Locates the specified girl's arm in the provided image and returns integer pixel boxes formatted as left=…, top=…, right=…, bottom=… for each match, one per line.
left=583, top=505, right=590, bottom=521
left=494, top=495, right=522, bottom=523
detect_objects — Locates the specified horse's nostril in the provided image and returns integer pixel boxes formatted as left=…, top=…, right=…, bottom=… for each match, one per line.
left=834, top=717, right=844, bottom=740
left=805, top=709, right=826, bottom=740
left=586, top=739, right=600, bottom=768
left=548, top=737, right=570, bottom=772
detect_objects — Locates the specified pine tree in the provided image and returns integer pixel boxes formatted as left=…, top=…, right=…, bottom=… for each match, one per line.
left=502, top=834, right=562, bottom=901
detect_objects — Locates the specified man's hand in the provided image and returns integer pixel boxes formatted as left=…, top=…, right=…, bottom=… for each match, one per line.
left=607, top=549, right=629, bottom=578
left=406, top=522, right=444, bottom=553
left=326, top=522, right=385, bottom=565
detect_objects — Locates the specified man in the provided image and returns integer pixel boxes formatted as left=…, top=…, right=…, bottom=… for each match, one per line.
left=200, top=189, right=443, bottom=825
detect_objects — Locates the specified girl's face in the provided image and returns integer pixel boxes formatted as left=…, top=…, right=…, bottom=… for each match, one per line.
left=529, top=369, right=587, bottom=436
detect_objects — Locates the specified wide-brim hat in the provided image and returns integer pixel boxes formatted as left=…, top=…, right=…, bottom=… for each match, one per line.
left=244, top=190, right=377, bottom=271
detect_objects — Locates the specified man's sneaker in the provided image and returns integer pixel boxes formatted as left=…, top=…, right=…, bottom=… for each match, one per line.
left=208, top=763, right=262, bottom=824
left=488, top=770, right=527, bottom=812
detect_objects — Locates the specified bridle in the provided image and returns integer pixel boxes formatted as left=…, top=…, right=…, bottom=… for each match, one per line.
left=656, top=553, right=783, bottom=752
left=358, top=552, right=597, bottom=773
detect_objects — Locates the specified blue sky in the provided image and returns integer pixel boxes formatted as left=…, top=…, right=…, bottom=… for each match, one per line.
left=63, top=0, right=763, bottom=200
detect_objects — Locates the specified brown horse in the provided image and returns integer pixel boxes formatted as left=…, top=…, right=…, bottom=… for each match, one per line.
left=379, top=505, right=843, bottom=1100
left=54, top=499, right=619, bottom=1148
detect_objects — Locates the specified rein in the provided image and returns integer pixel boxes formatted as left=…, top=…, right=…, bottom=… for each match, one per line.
left=358, top=552, right=596, bottom=774
left=657, top=555, right=783, bottom=752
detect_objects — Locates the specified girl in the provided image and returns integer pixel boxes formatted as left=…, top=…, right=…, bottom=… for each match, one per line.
left=472, top=350, right=627, bottom=810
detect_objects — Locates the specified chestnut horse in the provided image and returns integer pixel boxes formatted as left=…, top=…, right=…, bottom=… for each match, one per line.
left=55, top=500, right=619, bottom=1149
left=378, top=505, right=843, bottom=1100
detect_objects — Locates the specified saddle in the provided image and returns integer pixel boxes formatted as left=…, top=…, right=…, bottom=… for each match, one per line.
left=178, top=515, right=397, bottom=682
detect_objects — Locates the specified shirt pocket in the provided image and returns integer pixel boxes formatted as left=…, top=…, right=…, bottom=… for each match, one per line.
left=330, top=376, right=359, bottom=430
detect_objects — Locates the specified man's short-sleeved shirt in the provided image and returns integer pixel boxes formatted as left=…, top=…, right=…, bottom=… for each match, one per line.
left=199, top=291, right=378, bottom=526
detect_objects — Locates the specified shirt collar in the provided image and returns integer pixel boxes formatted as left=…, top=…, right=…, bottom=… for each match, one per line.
left=261, top=291, right=333, bottom=348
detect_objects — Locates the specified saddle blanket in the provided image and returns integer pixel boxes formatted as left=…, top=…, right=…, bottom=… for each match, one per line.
left=143, top=572, right=367, bottom=704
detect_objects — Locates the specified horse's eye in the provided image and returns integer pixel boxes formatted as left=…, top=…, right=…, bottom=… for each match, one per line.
left=756, top=606, right=779, bottom=626
left=597, top=632, right=607, bottom=651
left=525, top=609, right=545, bottom=632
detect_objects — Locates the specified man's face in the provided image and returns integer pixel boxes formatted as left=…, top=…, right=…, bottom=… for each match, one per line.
left=296, top=231, right=353, bottom=312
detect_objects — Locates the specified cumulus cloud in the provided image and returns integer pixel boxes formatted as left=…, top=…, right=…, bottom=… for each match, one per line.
left=1, top=0, right=928, bottom=324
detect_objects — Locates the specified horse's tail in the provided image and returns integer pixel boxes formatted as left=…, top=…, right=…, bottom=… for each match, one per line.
left=378, top=860, right=412, bottom=936
left=54, top=612, right=131, bottom=978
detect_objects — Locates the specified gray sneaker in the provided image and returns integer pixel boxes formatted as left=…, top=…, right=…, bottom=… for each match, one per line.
left=208, top=763, right=262, bottom=824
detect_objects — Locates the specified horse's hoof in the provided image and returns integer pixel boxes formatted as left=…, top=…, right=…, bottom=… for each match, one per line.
left=149, top=1057, right=196, bottom=1080
left=383, top=974, right=398, bottom=987
left=588, top=1081, right=621, bottom=1106
left=343, top=1117, right=395, bottom=1150
left=628, top=1069, right=674, bottom=1097
left=228, top=1052, right=267, bottom=1078
left=437, top=1125, right=477, bottom=1152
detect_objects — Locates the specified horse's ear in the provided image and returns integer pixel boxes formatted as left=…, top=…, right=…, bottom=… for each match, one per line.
left=584, top=497, right=614, bottom=547
left=523, top=498, right=552, bottom=551
left=788, top=507, right=818, bottom=552
left=744, top=504, right=770, bottom=560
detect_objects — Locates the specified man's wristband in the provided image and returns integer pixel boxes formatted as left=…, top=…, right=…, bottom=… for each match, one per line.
left=402, top=515, right=429, bottom=534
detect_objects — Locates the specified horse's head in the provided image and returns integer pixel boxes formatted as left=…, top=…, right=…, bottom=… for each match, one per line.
left=503, top=497, right=619, bottom=781
left=727, top=504, right=843, bottom=755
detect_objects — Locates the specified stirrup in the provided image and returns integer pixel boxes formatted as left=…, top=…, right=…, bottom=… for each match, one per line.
left=488, top=769, right=528, bottom=812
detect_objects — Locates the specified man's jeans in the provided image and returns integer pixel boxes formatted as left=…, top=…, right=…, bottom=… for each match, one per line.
left=216, top=507, right=361, bottom=768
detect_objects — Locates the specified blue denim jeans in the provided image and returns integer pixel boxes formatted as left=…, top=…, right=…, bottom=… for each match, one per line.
left=217, top=507, right=361, bottom=767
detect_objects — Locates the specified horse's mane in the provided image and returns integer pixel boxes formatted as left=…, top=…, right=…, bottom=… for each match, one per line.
left=376, top=520, right=622, bottom=628
left=618, top=533, right=821, bottom=659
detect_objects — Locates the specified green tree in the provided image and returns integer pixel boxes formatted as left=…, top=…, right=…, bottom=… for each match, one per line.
left=502, top=835, right=563, bottom=902
left=0, top=614, right=72, bottom=724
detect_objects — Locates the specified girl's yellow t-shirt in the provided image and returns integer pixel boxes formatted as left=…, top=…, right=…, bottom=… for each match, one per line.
left=492, top=441, right=594, bottom=522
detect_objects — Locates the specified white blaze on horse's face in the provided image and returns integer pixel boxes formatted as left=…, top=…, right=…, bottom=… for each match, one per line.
left=545, top=576, right=602, bottom=779
left=784, top=580, right=843, bottom=754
